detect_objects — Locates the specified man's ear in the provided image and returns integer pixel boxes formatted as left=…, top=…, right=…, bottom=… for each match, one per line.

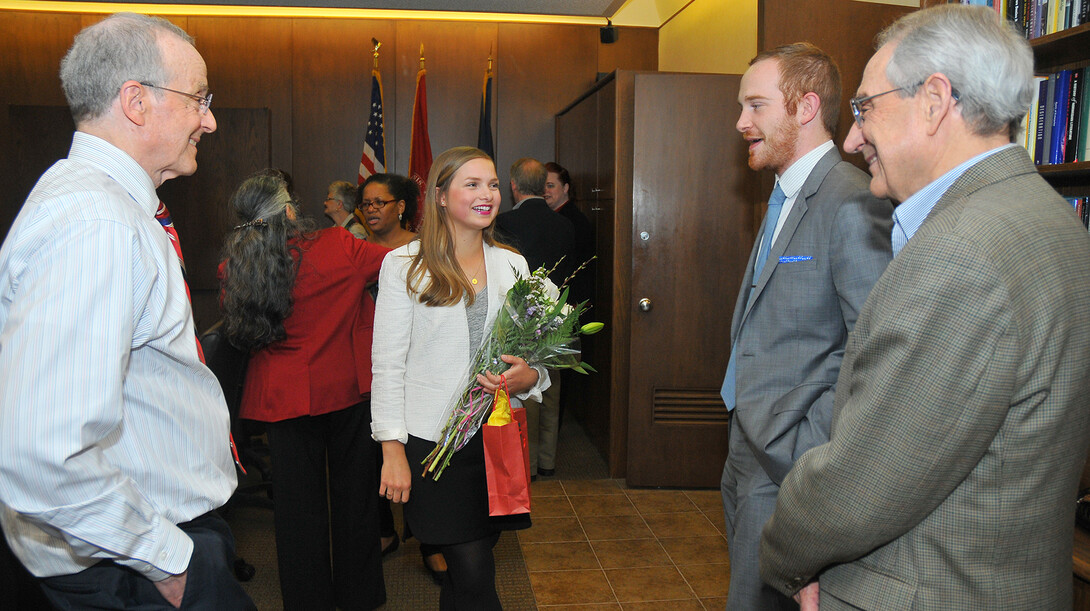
left=118, top=80, right=149, bottom=126
left=796, top=91, right=821, bottom=127
left=920, top=73, right=957, bottom=136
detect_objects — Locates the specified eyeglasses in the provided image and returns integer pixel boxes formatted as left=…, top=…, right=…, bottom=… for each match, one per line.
left=849, top=87, right=904, bottom=125
left=849, top=81, right=959, bottom=126
left=359, top=198, right=398, bottom=210
left=140, top=82, right=213, bottom=115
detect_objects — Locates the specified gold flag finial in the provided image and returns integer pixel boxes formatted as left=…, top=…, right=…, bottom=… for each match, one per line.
left=371, top=38, right=381, bottom=69
left=487, top=44, right=493, bottom=74
left=418, top=43, right=425, bottom=71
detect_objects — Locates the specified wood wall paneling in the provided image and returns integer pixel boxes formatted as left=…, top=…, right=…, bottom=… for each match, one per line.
left=188, top=17, right=293, bottom=184
left=598, top=26, right=659, bottom=75
left=758, top=0, right=912, bottom=163
left=292, top=18, right=397, bottom=217
left=497, top=22, right=597, bottom=199
left=0, top=12, right=82, bottom=241
left=392, top=20, right=498, bottom=184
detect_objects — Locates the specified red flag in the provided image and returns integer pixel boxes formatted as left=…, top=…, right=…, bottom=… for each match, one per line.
left=408, top=65, right=432, bottom=231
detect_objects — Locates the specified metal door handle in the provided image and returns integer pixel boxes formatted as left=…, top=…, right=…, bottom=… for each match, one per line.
left=638, top=298, right=652, bottom=312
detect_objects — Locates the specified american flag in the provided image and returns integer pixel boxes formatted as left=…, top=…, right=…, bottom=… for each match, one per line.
left=358, top=68, right=386, bottom=183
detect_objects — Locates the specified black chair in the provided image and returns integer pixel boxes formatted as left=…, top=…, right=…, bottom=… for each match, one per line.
left=199, top=320, right=272, bottom=581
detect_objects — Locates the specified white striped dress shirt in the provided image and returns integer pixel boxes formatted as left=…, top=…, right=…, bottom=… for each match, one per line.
left=0, top=132, right=237, bottom=580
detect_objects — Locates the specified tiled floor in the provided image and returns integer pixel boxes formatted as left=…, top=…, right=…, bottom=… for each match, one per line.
left=519, top=478, right=730, bottom=610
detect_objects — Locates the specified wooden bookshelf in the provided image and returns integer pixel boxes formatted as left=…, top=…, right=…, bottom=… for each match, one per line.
left=1032, top=23, right=1090, bottom=71
left=1032, top=22, right=1089, bottom=194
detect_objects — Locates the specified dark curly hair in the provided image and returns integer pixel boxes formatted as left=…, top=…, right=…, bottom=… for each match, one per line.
left=357, top=173, right=420, bottom=229
left=219, top=170, right=318, bottom=352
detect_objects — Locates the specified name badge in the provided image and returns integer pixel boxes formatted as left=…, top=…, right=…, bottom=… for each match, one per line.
left=778, top=255, right=813, bottom=264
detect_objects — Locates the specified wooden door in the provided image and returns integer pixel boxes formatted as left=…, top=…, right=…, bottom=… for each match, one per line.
left=625, top=73, right=757, bottom=488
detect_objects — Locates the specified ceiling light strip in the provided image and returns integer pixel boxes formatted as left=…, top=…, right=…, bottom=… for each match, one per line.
left=0, top=1, right=610, bottom=24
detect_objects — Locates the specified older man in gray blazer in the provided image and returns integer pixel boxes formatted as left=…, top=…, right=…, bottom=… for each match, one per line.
left=721, top=43, right=893, bottom=610
left=760, top=6, right=1090, bottom=610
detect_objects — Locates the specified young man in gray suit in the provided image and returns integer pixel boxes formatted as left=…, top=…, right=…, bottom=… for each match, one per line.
left=760, top=6, right=1090, bottom=609
left=721, top=43, right=894, bottom=610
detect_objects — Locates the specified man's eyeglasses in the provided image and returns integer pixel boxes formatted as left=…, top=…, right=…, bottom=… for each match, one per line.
left=359, top=198, right=398, bottom=210
left=140, top=82, right=213, bottom=115
left=849, top=87, right=904, bottom=125
left=850, top=81, right=958, bottom=126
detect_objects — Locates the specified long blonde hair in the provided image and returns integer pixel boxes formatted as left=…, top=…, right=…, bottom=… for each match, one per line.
left=407, top=146, right=515, bottom=306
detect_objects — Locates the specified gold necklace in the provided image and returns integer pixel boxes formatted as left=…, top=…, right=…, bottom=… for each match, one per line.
left=470, top=255, right=485, bottom=285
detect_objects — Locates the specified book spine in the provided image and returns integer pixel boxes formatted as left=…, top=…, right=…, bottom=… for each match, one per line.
left=1065, top=68, right=1082, bottom=163
left=1049, top=70, right=1071, bottom=164
left=1035, top=76, right=1050, bottom=165
left=1078, top=67, right=1090, bottom=162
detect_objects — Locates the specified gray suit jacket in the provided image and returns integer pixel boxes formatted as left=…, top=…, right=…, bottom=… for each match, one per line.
left=731, top=147, right=893, bottom=484
left=760, top=146, right=1090, bottom=609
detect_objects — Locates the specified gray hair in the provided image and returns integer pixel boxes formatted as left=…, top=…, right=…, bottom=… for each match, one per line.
left=59, top=12, right=194, bottom=125
left=328, top=180, right=358, bottom=214
left=878, top=4, right=1034, bottom=139
left=509, top=157, right=546, bottom=197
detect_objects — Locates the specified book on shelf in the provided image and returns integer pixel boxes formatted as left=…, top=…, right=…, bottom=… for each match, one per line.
left=1007, top=0, right=1085, bottom=38
left=1025, top=67, right=1088, bottom=166
left=1068, top=197, right=1089, bottom=230
left=1066, top=68, right=1083, bottom=163
left=1080, top=68, right=1090, bottom=161
left=1049, top=69, right=1072, bottom=164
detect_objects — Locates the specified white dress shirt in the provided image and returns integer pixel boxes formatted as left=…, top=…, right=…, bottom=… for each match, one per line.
left=0, top=132, right=237, bottom=580
left=763, top=140, right=837, bottom=256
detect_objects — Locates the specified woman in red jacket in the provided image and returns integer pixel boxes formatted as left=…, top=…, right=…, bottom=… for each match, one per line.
left=219, top=171, right=390, bottom=610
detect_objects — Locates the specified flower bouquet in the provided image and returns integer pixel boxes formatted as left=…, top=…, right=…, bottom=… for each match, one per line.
left=422, top=261, right=603, bottom=480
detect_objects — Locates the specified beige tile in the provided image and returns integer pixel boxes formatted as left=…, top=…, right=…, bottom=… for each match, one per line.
left=532, top=479, right=566, bottom=497
left=579, top=515, right=654, bottom=541
left=605, top=566, right=696, bottom=603
left=520, top=517, right=587, bottom=543
left=522, top=541, right=600, bottom=572
left=530, top=569, right=616, bottom=606
left=701, top=596, right=728, bottom=609
left=625, top=489, right=698, bottom=514
left=533, top=495, right=576, bottom=518
left=678, top=563, right=730, bottom=598
left=562, top=479, right=627, bottom=496
left=591, top=539, right=673, bottom=569
left=704, top=509, right=728, bottom=535
left=685, top=489, right=725, bottom=513
left=570, top=494, right=638, bottom=518
left=642, top=511, right=719, bottom=538
left=658, top=535, right=730, bottom=565
left=620, top=600, right=706, bottom=611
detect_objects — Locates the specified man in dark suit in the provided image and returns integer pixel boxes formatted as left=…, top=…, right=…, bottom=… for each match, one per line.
left=720, top=43, right=894, bottom=610
left=760, top=6, right=1090, bottom=609
left=496, top=157, right=575, bottom=477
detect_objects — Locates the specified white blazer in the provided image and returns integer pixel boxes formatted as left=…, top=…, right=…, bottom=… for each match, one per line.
left=371, top=241, right=550, bottom=443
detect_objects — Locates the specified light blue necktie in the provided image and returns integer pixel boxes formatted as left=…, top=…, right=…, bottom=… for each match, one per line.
left=720, top=184, right=786, bottom=411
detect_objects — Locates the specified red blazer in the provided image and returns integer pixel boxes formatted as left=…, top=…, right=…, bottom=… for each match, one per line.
left=231, top=228, right=389, bottom=422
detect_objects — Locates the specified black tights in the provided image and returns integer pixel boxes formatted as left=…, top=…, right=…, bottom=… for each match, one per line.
left=438, top=533, right=501, bottom=611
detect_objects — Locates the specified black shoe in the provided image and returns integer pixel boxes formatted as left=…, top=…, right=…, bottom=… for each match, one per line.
left=381, top=536, right=400, bottom=557
left=538, top=467, right=556, bottom=477
left=423, top=551, right=447, bottom=585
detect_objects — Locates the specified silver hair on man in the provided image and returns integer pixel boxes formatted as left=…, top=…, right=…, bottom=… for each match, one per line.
left=877, top=4, right=1034, bottom=140
left=59, top=12, right=193, bottom=125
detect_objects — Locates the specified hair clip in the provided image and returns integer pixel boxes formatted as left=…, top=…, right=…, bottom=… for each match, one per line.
left=234, top=219, right=269, bottom=230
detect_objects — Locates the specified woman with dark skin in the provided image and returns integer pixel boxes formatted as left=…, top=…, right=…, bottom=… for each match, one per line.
left=358, top=173, right=418, bottom=250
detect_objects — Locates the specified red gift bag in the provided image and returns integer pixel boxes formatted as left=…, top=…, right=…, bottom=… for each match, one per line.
left=483, top=405, right=532, bottom=516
